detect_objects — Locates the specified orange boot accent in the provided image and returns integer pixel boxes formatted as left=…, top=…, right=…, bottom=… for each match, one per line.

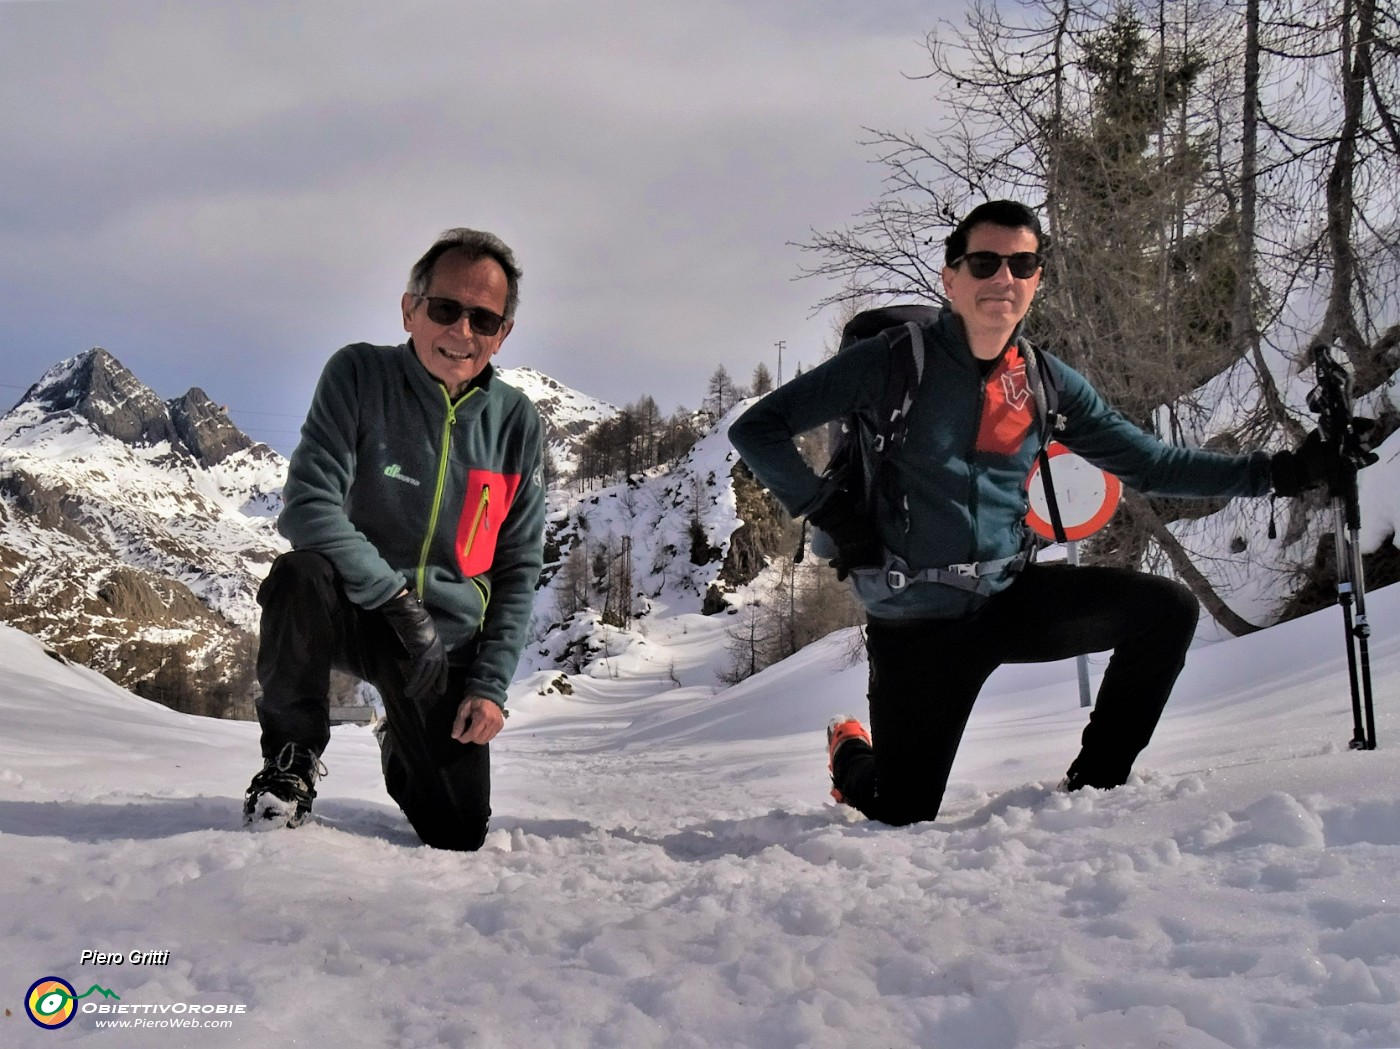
left=826, top=716, right=871, bottom=806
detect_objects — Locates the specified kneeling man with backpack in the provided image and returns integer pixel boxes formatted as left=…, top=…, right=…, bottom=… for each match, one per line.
left=729, top=199, right=1354, bottom=826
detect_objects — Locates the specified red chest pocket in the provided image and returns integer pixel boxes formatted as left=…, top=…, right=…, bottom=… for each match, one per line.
left=456, top=469, right=522, bottom=577
left=976, top=351, right=1037, bottom=455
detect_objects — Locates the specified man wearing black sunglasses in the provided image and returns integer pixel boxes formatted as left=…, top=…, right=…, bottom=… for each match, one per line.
left=245, top=228, right=546, bottom=850
left=731, top=199, right=1348, bottom=828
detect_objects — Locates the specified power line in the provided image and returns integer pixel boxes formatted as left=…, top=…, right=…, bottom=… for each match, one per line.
left=225, top=407, right=308, bottom=418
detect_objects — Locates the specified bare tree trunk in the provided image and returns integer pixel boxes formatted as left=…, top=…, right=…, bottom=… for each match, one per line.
left=1120, top=490, right=1261, bottom=635
left=1157, top=0, right=1173, bottom=404
left=1319, top=0, right=1376, bottom=386
left=1234, top=0, right=1295, bottom=433
left=1045, top=0, right=1071, bottom=239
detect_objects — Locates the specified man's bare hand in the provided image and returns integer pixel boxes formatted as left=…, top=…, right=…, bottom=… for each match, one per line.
left=451, top=697, right=505, bottom=745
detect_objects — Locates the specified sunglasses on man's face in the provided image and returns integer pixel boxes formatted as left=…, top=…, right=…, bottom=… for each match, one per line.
left=951, top=251, right=1044, bottom=280
left=419, top=296, right=507, bottom=336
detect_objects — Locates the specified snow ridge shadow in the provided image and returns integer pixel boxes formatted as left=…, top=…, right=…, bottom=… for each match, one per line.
left=0, top=796, right=414, bottom=844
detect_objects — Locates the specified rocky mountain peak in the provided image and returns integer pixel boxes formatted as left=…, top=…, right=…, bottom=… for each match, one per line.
left=20, top=347, right=181, bottom=449
left=0, top=349, right=290, bottom=719
left=10, top=348, right=265, bottom=467
left=168, top=387, right=256, bottom=467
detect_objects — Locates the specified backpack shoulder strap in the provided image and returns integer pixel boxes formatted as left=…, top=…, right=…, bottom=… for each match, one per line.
left=1021, top=340, right=1069, bottom=545
left=880, top=320, right=926, bottom=453
left=1022, top=340, right=1067, bottom=445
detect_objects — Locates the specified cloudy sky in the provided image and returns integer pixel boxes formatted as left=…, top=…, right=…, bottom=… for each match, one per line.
left=0, top=0, right=967, bottom=453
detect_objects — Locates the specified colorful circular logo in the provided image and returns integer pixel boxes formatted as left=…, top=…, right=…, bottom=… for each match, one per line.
left=25, top=977, right=77, bottom=1029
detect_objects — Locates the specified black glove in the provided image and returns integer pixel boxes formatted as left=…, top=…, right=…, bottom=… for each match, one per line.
left=807, top=493, right=881, bottom=581
left=379, top=589, right=448, bottom=700
left=1271, top=430, right=1329, bottom=496
left=1347, top=417, right=1381, bottom=467
left=1272, top=421, right=1379, bottom=496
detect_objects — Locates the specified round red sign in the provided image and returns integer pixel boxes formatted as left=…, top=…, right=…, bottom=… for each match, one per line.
left=1025, top=442, right=1122, bottom=541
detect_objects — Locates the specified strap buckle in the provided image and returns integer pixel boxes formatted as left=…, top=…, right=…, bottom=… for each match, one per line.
left=885, top=569, right=908, bottom=591
left=947, top=562, right=979, bottom=578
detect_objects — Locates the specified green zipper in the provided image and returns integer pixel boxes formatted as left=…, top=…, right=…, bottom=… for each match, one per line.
left=414, top=386, right=480, bottom=597
left=461, top=483, right=493, bottom=626
left=462, top=484, right=491, bottom=561
left=470, top=578, right=490, bottom=625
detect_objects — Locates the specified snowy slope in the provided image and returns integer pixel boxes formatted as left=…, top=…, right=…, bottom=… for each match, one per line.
left=497, top=364, right=618, bottom=481
left=0, top=351, right=288, bottom=622
left=0, top=350, right=622, bottom=708
left=524, top=400, right=749, bottom=665
left=3, top=576, right=1399, bottom=1048
left=5, top=340, right=1400, bottom=1047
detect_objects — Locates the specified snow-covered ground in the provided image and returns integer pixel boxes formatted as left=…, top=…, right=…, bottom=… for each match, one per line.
left=3, top=572, right=1399, bottom=1048
left=4, top=343, right=1399, bottom=1047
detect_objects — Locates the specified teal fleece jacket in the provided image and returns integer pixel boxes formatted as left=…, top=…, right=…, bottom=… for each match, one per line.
left=729, top=309, right=1274, bottom=619
left=278, top=342, right=546, bottom=706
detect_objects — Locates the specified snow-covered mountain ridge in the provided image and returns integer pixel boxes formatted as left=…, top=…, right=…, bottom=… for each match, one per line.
left=497, top=364, right=618, bottom=480
left=523, top=401, right=754, bottom=678
left=0, top=349, right=287, bottom=715
left=5, top=338, right=1397, bottom=724
left=0, top=349, right=681, bottom=719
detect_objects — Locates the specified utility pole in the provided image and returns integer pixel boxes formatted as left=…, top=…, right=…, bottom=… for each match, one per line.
left=774, top=340, right=785, bottom=385
left=619, top=534, right=633, bottom=630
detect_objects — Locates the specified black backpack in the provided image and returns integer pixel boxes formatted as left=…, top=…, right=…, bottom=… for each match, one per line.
left=805, top=304, right=1069, bottom=590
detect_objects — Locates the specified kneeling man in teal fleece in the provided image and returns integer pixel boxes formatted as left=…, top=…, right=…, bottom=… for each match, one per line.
left=244, top=228, right=545, bottom=851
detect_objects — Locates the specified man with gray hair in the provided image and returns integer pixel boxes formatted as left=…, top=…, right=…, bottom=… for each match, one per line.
left=244, top=228, right=545, bottom=851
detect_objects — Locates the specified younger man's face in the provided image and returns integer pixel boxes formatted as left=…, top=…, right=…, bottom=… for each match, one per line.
left=941, top=223, right=1042, bottom=335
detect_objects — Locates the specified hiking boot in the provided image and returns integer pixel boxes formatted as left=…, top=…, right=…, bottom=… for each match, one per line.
left=826, top=715, right=871, bottom=805
left=1058, top=755, right=1125, bottom=793
left=243, top=742, right=326, bottom=829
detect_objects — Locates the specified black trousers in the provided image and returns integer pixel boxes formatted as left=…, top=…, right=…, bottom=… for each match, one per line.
left=255, top=551, right=491, bottom=851
left=832, top=563, right=1200, bottom=826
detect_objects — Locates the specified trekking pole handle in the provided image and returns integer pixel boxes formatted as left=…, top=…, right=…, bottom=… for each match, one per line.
left=1307, top=344, right=1353, bottom=445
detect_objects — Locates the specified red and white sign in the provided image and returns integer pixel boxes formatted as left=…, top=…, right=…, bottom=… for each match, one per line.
left=1025, top=442, right=1121, bottom=542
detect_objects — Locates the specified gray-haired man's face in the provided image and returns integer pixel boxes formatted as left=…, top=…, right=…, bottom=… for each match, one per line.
left=401, top=251, right=514, bottom=396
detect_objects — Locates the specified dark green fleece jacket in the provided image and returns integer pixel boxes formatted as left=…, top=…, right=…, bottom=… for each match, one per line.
left=279, top=342, right=545, bottom=706
left=730, top=309, right=1274, bottom=619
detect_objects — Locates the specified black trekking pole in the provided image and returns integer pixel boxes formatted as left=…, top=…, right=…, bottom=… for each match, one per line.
left=1306, top=344, right=1378, bottom=750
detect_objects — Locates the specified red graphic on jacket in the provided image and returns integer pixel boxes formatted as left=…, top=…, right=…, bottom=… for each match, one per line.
left=455, top=469, right=522, bottom=577
left=975, top=345, right=1037, bottom=455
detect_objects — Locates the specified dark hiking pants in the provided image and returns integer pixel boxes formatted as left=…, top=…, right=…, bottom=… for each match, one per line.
left=255, top=550, right=491, bottom=851
left=831, top=563, right=1200, bottom=826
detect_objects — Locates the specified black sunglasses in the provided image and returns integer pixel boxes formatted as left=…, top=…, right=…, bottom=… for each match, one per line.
left=951, top=251, right=1044, bottom=280
left=419, top=296, right=507, bottom=336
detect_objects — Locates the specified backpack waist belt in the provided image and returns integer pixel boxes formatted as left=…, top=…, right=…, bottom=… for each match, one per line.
left=864, top=551, right=1031, bottom=595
